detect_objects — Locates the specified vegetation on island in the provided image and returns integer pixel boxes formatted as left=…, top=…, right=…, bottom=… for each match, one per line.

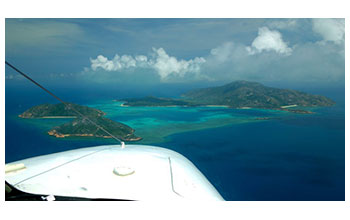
left=19, top=103, right=141, bottom=141
left=120, top=96, right=191, bottom=107
left=119, top=81, right=335, bottom=113
left=19, top=103, right=104, bottom=118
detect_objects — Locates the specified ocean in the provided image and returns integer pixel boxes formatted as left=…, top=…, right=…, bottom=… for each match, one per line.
left=5, top=85, right=345, bottom=201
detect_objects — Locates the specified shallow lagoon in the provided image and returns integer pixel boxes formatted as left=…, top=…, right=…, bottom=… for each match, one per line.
left=88, top=101, right=291, bottom=143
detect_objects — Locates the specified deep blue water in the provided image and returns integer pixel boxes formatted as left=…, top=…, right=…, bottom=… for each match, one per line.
left=5, top=85, right=345, bottom=201
left=157, top=117, right=344, bottom=200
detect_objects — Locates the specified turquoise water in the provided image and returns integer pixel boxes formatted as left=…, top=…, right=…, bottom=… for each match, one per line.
left=5, top=93, right=345, bottom=200
left=87, top=101, right=291, bottom=143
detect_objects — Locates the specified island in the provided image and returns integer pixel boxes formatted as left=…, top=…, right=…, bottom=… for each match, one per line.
left=19, top=103, right=142, bottom=141
left=119, top=96, right=192, bottom=107
left=118, top=81, right=335, bottom=113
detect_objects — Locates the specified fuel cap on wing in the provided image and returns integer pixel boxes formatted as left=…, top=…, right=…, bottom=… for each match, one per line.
left=113, top=166, right=135, bottom=176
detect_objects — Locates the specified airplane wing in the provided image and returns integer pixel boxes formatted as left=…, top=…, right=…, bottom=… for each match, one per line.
left=5, top=145, right=224, bottom=201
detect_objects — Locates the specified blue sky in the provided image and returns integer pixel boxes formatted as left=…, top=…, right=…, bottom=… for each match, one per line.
left=5, top=18, right=345, bottom=90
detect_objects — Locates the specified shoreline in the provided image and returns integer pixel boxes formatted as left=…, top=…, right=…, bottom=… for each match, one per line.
left=118, top=103, right=312, bottom=114
left=19, top=115, right=77, bottom=119
left=48, top=130, right=142, bottom=141
left=120, top=103, right=229, bottom=108
left=40, top=116, right=77, bottom=119
left=203, top=105, right=230, bottom=108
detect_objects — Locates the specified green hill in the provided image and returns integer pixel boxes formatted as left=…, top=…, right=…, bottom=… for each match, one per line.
left=19, top=103, right=104, bottom=118
left=182, top=80, right=335, bottom=108
left=120, top=81, right=335, bottom=113
left=19, top=103, right=141, bottom=141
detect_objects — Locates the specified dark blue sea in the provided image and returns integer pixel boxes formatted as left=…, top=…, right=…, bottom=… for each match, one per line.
left=5, top=84, right=345, bottom=201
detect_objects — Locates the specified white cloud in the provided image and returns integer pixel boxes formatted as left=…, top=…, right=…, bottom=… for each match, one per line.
left=91, top=55, right=114, bottom=71
left=135, top=55, right=148, bottom=62
left=88, top=23, right=343, bottom=85
left=90, top=54, right=138, bottom=71
left=151, top=48, right=205, bottom=79
left=246, top=27, right=292, bottom=56
left=90, top=47, right=206, bottom=81
left=312, top=18, right=345, bottom=44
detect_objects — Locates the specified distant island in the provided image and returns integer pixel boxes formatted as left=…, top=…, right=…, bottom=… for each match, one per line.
left=120, top=96, right=192, bottom=107
left=118, top=81, right=335, bottom=113
left=19, top=103, right=141, bottom=141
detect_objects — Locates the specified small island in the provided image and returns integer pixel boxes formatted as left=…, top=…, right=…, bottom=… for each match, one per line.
left=118, top=81, right=335, bottom=113
left=19, top=103, right=141, bottom=141
left=119, top=96, right=191, bottom=107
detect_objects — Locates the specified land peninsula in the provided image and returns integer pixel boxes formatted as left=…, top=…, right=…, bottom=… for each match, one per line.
left=19, top=103, right=141, bottom=141
left=118, top=81, right=335, bottom=114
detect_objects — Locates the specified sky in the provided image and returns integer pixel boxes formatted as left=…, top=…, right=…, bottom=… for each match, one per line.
left=5, top=18, right=345, bottom=93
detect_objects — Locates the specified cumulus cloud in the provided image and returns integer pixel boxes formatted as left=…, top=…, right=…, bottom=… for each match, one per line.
left=151, top=48, right=206, bottom=79
left=312, top=18, right=345, bottom=44
left=203, top=39, right=344, bottom=84
left=90, top=54, right=138, bottom=71
left=88, top=23, right=343, bottom=85
left=246, top=27, right=293, bottom=55
left=90, top=47, right=206, bottom=81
